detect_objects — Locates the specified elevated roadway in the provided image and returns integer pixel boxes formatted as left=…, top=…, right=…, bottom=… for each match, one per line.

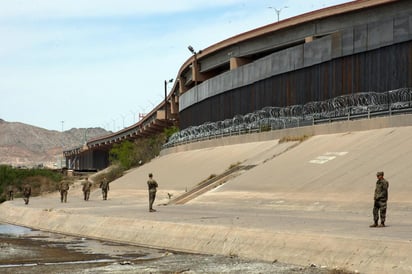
left=63, top=0, right=412, bottom=171
left=2, top=114, right=412, bottom=273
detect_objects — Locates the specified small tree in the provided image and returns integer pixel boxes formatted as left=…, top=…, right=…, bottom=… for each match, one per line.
left=109, top=140, right=136, bottom=169
left=108, top=126, right=178, bottom=170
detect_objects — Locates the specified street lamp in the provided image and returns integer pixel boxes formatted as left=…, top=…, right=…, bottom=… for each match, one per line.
left=268, top=6, right=288, bottom=22
left=60, top=121, right=64, bottom=169
left=112, top=119, right=116, bottom=132
left=188, top=45, right=195, bottom=54
left=82, top=128, right=90, bottom=145
left=188, top=45, right=198, bottom=85
left=120, top=114, right=125, bottom=128
left=130, top=110, right=136, bottom=124
left=164, top=78, right=173, bottom=120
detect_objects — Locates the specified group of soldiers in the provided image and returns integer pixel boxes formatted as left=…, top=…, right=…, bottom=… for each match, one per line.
left=6, top=172, right=387, bottom=223
left=6, top=176, right=111, bottom=205
left=6, top=184, right=32, bottom=204
left=59, top=174, right=156, bottom=212
left=60, top=174, right=155, bottom=211
left=58, top=176, right=110, bottom=203
left=5, top=173, right=155, bottom=211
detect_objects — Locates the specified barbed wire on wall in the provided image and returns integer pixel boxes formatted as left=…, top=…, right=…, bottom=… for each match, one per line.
left=164, top=88, right=412, bottom=148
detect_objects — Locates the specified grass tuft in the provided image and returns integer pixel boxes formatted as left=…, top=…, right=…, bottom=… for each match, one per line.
left=279, top=134, right=311, bottom=143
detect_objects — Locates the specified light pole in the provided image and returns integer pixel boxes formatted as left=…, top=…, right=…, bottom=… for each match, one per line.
left=188, top=45, right=198, bottom=85
left=120, top=114, right=125, bottom=128
left=268, top=6, right=288, bottom=22
left=164, top=78, right=173, bottom=120
left=83, top=128, right=89, bottom=145
left=61, top=121, right=64, bottom=169
left=112, top=119, right=116, bottom=132
left=130, top=110, right=136, bottom=124
left=138, top=106, right=146, bottom=121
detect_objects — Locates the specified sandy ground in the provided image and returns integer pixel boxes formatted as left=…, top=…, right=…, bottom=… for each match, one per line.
left=2, top=122, right=412, bottom=274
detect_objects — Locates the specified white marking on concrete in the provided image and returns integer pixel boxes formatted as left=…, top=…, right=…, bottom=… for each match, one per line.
left=309, top=152, right=347, bottom=164
left=325, top=152, right=348, bottom=156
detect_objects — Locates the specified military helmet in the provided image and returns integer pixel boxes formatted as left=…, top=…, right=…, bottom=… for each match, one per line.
left=376, top=171, right=384, bottom=176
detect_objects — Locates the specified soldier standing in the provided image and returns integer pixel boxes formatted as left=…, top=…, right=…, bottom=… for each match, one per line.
left=59, top=180, right=70, bottom=203
left=82, top=177, right=92, bottom=201
left=99, top=177, right=110, bottom=200
left=370, top=171, right=389, bottom=227
left=147, top=173, right=158, bottom=212
left=7, top=185, right=14, bottom=200
left=22, top=183, right=31, bottom=205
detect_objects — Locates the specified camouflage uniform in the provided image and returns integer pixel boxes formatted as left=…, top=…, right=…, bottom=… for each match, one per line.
left=147, top=173, right=158, bottom=212
left=59, top=180, right=70, bottom=203
left=99, top=178, right=110, bottom=200
left=371, top=171, right=389, bottom=227
left=82, top=178, right=92, bottom=201
left=7, top=185, right=14, bottom=201
left=22, top=184, right=31, bottom=205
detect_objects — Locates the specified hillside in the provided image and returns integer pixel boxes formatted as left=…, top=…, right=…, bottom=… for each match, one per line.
left=0, top=119, right=110, bottom=168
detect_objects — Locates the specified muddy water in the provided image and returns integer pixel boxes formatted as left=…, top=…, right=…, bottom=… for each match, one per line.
left=0, top=223, right=331, bottom=273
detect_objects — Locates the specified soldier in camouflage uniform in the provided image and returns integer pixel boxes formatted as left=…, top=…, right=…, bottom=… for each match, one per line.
left=22, top=183, right=31, bottom=205
left=370, top=171, right=389, bottom=227
left=82, top=177, right=92, bottom=201
left=147, top=173, right=158, bottom=212
left=7, top=185, right=14, bottom=200
left=59, top=180, right=70, bottom=203
left=99, top=177, right=110, bottom=200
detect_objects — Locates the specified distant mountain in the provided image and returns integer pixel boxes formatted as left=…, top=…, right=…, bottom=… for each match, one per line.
left=0, top=119, right=111, bottom=168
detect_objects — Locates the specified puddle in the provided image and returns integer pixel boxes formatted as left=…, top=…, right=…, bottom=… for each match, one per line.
left=0, top=224, right=31, bottom=235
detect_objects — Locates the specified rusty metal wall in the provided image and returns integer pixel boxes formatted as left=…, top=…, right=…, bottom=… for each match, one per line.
left=180, top=41, right=412, bottom=129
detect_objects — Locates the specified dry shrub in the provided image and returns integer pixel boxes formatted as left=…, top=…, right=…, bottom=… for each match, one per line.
left=279, top=134, right=311, bottom=143
left=93, top=165, right=124, bottom=185
left=24, top=176, right=59, bottom=195
left=328, top=268, right=357, bottom=274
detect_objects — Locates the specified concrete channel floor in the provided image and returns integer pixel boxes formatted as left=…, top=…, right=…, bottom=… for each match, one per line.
left=1, top=124, right=412, bottom=274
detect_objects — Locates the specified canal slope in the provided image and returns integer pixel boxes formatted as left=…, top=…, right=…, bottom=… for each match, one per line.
left=1, top=116, right=412, bottom=274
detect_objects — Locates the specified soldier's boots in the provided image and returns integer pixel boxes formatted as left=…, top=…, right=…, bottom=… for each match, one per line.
left=370, top=222, right=386, bottom=228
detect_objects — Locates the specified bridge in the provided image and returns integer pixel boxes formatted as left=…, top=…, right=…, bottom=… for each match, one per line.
left=63, top=98, right=178, bottom=170
left=64, top=0, right=412, bottom=171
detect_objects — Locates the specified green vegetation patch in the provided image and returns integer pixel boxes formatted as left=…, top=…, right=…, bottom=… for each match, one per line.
left=0, top=165, right=63, bottom=203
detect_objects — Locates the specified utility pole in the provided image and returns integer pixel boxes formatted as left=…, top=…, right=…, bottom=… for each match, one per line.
left=164, top=78, right=173, bottom=120
left=61, top=121, right=64, bottom=169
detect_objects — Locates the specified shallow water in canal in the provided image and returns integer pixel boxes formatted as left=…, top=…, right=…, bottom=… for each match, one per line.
left=0, top=223, right=331, bottom=273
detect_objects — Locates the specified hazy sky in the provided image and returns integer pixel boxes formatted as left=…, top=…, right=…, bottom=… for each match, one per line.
left=0, top=0, right=350, bottom=131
